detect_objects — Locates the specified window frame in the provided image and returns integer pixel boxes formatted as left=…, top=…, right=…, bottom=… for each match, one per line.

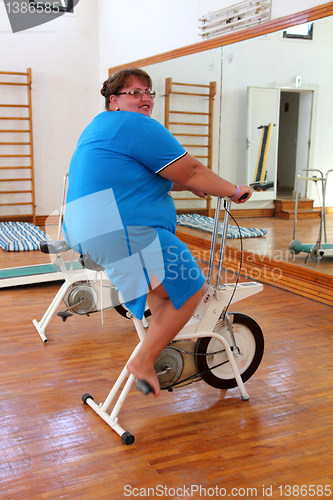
left=282, top=22, right=314, bottom=40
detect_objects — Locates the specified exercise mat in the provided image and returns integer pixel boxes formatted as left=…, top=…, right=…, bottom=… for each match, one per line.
left=0, top=221, right=49, bottom=251
left=177, top=214, right=267, bottom=239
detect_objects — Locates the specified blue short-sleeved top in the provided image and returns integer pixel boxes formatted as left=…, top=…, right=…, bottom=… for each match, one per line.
left=63, top=111, right=205, bottom=319
left=65, top=111, right=187, bottom=233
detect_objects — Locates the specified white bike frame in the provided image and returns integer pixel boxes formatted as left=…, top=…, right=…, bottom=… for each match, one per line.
left=83, top=198, right=263, bottom=444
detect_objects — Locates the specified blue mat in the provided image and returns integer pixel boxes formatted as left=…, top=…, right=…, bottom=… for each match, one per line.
left=177, top=214, right=267, bottom=239
left=0, top=221, right=49, bottom=251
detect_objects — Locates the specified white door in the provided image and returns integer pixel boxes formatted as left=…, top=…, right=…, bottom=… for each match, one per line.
left=246, top=87, right=280, bottom=200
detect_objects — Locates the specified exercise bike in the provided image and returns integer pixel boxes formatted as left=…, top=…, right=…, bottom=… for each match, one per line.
left=289, top=169, right=333, bottom=262
left=77, top=198, right=265, bottom=445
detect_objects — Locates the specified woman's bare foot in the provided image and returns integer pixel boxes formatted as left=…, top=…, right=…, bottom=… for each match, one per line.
left=127, top=358, right=160, bottom=397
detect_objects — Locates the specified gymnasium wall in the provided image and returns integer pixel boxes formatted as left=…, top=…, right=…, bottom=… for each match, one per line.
left=0, top=0, right=100, bottom=218
left=0, top=0, right=329, bottom=217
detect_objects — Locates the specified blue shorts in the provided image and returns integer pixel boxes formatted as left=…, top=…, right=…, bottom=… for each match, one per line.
left=78, top=226, right=206, bottom=319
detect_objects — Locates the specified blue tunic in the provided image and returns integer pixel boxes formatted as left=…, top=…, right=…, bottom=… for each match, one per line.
left=64, top=111, right=205, bottom=319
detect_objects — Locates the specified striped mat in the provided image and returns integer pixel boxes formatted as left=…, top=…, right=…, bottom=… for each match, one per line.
left=176, top=214, right=267, bottom=239
left=0, top=221, right=49, bottom=252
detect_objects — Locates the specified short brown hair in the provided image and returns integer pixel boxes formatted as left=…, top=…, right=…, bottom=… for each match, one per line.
left=100, top=68, right=153, bottom=110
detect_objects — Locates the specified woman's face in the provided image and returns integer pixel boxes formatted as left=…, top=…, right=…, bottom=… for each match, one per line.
left=110, top=77, right=155, bottom=117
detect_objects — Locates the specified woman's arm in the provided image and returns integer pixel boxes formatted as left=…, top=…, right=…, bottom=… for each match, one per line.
left=159, top=153, right=252, bottom=203
left=171, top=181, right=206, bottom=198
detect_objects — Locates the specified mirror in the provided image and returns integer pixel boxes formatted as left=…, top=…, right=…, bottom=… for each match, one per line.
left=130, top=15, right=332, bottom=210
left=220, top=19, right=332, bottom=207
left=106, top=8, right=333, bottom=283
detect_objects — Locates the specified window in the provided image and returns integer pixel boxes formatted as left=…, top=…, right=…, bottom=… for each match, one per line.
left=29, top=1, right=75, bottom=13
left=283, top=22, right=314, bottom=40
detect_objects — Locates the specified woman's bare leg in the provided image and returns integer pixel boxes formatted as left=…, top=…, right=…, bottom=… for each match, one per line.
left=127, top=283, right=205, bottom=397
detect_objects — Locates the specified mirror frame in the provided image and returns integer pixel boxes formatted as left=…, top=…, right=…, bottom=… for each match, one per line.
left=109, top=1, right=333, bottom=75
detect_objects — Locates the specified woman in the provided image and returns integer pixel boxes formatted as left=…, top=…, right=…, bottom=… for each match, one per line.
left=64, top=68, right=252, bottom=397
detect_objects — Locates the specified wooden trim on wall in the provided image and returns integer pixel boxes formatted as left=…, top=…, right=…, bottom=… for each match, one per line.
left=109, top=2, right=333, bottom=74
left=4, top=210, right=274, bottom=228
left=176, top=208, right=275, bottom=218
left=3, top=206, right=330, bottom=227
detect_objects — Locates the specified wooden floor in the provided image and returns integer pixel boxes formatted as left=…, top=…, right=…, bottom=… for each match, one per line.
left=0, top=215, right=332, bottom=499
left=1, top=271, right=333, bottom=498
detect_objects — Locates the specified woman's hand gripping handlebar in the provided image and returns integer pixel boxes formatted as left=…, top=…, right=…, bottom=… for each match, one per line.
left=229, top=185, right=252, bottom=203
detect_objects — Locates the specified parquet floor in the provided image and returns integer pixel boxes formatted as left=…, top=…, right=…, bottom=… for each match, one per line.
left=0, top=272, right=332, bottom=499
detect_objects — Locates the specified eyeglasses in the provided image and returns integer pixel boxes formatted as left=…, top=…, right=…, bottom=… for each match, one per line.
left=116, top=89, right=156, bottom=99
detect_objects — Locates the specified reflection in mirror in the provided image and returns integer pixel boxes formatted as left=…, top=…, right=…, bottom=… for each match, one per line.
left=283, top=22, right=314, bottom=39
left=220, top=15, right=333, bottom=207
left=246, top=87, right=279, bottom=200
left=139, top=16, right=333, bottom=211
left=131, top=15, right=333, bottom=286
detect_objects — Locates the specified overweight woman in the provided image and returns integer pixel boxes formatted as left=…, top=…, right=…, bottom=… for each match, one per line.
left=63, top=68, right=252, bottom=397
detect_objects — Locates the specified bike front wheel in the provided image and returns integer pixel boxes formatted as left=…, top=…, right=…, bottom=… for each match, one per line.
left=195, top=313, right=264, bottom=389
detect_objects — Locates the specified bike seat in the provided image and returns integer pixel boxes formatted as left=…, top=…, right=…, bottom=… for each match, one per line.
left=40, top=240, right=71, bottom=254
left=79, top=254, right=105, bottom=272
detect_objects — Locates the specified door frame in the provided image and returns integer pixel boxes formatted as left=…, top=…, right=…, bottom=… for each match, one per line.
left=277, top=89, right=315, bottom=197
left=246, top=87, right=281, bottom=201
left=247, top=84, right=317, bottom=201
left=275, top=82, right=318, bottom=199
